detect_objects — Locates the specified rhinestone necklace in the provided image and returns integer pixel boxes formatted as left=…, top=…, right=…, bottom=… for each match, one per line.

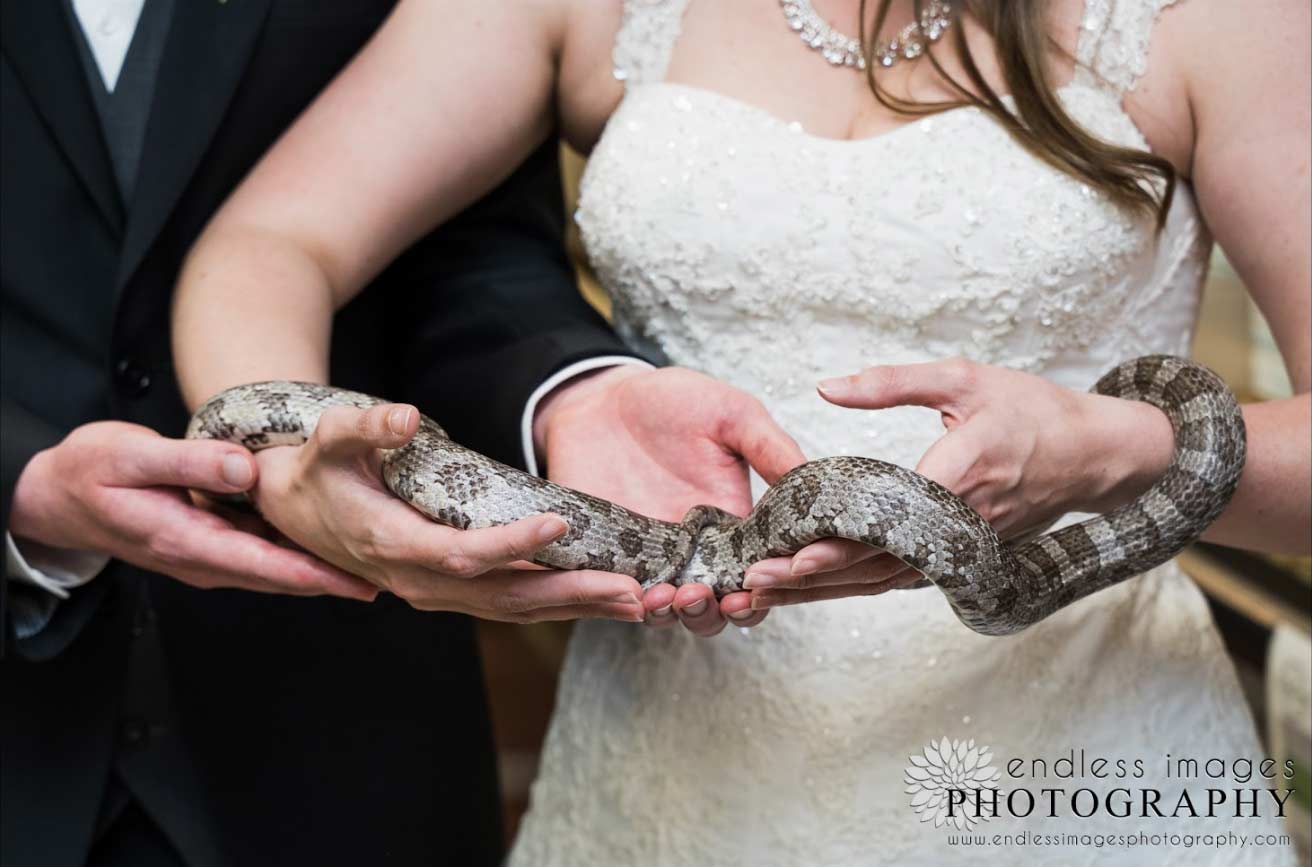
left=779, top=0, right=953, bottom=70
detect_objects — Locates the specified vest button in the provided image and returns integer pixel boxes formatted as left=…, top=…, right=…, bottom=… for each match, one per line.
left=120, top=719, right=147, bottom=747
left=114, top=358, right=152, bottom=398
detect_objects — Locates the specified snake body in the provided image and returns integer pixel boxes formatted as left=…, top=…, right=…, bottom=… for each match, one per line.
left=187, top=356, right=1245, bottom=635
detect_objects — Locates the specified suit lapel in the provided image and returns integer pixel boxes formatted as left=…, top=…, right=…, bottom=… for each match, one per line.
left=115, top=0, right=274, bottom=294
left=2, top=1, right=124, bottom=234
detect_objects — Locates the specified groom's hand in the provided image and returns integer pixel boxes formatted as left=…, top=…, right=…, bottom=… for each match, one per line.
left=250, top=403, right=646, bottom=622
left=8, top=421, right=377, bottom=600
left=534, top=366, right=806, bottom=636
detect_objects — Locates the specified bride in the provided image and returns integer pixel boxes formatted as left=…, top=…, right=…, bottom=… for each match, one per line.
left=171, top=0, right=1308, bottom=863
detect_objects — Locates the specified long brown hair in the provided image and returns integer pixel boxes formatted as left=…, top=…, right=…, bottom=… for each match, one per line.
left=860, top=0, right=1175, bottom=226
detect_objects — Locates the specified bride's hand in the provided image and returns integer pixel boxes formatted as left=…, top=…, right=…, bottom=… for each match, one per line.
left=745, top=357, right=1175, bottom=609
left=535, top=365, right=806, bottom=636
left=251, top=403, right=647, bottom=622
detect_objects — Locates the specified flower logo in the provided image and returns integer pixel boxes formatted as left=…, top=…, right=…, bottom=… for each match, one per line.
left=905, top=736, right=1001, bottom=830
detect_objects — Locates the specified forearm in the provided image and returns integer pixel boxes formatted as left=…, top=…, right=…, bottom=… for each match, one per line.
left=1200, top=394, right=1311, bottom=554
left=172, top=225, right=336, bottom=410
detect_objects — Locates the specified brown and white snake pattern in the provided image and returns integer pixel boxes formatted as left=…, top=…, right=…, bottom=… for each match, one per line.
left=187, top=355, right=1245, bottom=635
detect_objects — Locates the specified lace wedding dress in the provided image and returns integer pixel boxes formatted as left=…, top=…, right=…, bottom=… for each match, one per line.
left=510, top=2, right=1297, bottom=864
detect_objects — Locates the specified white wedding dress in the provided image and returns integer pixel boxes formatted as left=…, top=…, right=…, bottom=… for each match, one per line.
left=509, top=1, right=1297, bottom=864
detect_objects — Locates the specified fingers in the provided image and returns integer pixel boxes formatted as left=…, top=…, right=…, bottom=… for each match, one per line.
left=117, top=436, right=260, bottom=495
left=642, top=583, right=678, bottom=628
left=790, top=539, right=884, bottom=575
left=673, top=584, right=725, bottom=637
left=744, top=545, right=904, bottom=591
left=313, top=403, right=420, bottom=457
left=643, top=584, right=767, bottom=629
left=750, top=568, right=920, bottom=610
left=718, top=590, right=767, bottom=627
left=153, top=506, right=378, bottom=601
left=404, top=514, right=569, bottom=578
left=817, top=357, right=978, bottom=414
left=469, top=569, right=645, bottom=621
left=514, top=601, right=649, bottom=624
left=720, top=399, right=807, bottom=485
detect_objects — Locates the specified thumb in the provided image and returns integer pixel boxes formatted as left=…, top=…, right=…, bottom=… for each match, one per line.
left=311, top=403, right=420, bottom=458
left=817, top=358, right=977, bottom=415
left=723, top=401, right=807, bottom=485
left=119, top=436, right=260, bottom=495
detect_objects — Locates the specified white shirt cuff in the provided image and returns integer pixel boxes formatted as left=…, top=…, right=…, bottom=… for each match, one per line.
left=521, top=356, right=653, bottom=476
left=6, top=532, right=109, bottom=599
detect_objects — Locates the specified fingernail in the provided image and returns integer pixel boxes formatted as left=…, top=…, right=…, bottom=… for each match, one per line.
left=742, top=571, right=777, bottom=590
left=536, top=517, right=568, bottom=544
left=750, top=596, right=774, bottom=611
left=387, top=407, right=412, bottom=436
left=609, top=593, right=640, bottom=606
left=652, top=604, right=673, bottom=617
left=727, top=609, right=756, bottom=621
left=791, top=558, right=818, bottom=577
left=817, top=378, right=851, bottom=398
left=222, top=453, right=253, bottom=488
left=681, top=599, right=708, bottom=617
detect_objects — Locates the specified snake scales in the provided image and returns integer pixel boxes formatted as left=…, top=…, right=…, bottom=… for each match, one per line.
left=187, top=355, right=1245, bottom=635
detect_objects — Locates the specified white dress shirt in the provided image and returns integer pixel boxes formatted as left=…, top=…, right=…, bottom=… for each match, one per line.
left=71, top=0, right=146, bottom=93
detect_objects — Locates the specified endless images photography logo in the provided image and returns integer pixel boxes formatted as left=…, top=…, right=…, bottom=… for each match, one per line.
left=903, top=733, right=1298, bottom=846
left=905, top=736, right=1002, bottom=830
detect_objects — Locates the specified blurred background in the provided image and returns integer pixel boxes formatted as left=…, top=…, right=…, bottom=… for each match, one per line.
left=477, top=148, right=1312, bottom=855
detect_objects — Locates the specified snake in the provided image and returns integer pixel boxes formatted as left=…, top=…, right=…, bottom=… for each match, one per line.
left=186, top=355, right=1245, bottom=636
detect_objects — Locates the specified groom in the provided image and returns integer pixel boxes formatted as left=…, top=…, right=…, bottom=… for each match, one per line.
left=0, top=2, right=796, bottom=866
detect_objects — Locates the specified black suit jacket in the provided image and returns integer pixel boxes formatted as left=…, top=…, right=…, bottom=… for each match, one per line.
left=0, top=2, right=631, bottom=865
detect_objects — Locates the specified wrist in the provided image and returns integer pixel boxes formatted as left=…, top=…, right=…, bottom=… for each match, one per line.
left=1081, top=394, right=1175, bottom=513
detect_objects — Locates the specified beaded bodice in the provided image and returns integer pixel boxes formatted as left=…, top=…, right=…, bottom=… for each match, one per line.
left=579, top=0, right=1209, bottom=468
